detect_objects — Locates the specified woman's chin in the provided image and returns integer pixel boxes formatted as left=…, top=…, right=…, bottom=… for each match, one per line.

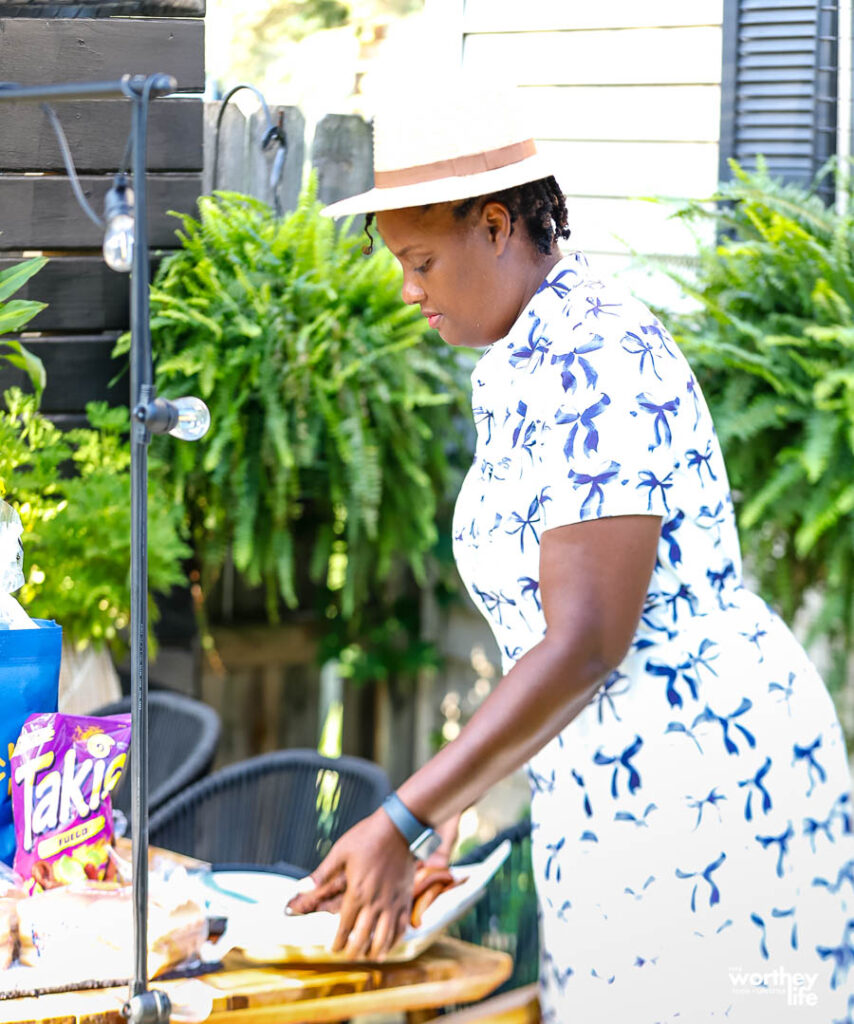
left=442, top=327, right=494, bottom=349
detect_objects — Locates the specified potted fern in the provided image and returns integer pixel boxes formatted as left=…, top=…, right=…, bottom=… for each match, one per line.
left=119, top=178, right=472, bottom=678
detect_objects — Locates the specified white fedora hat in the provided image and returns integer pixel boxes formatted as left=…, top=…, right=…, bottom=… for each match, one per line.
left=321, top=77, right=556, bottom=219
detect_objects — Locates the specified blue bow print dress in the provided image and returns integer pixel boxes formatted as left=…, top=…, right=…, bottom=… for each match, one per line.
left=452, top=253, right=854, bottom=1022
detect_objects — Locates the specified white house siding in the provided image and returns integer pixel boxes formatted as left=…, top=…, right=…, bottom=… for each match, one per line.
left=426, top=0, right=725, bottom=308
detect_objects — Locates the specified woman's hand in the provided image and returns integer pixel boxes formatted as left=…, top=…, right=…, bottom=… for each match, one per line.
left=286, top=808, right=416, bottom=959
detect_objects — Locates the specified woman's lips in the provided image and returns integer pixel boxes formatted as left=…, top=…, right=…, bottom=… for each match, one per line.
left=425, top=313, right=442, bottom=329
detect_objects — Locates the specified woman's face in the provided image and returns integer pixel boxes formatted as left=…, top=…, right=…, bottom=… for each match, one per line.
left=375, top=202, right=532, bottom=349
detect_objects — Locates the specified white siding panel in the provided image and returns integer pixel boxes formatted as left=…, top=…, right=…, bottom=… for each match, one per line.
left=579, top=252, right=699, bottom=313
left=564, top=196, right=716, bottom=256
left=441, top=0, right=722, bottom=290
left=463, top=27, right=723, bottom=86
left=541, top=140, right=720, bottom=199
left=521, top=85, right=721, bottom=142
left=463, top=0, right=723, bottom=33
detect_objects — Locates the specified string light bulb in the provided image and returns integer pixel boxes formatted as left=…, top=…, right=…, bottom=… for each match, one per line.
left=165, top=396, right=211, bottom=441
left=102, top=173, right=135, bottom=273
left=134, top=396, right=211, bottom=442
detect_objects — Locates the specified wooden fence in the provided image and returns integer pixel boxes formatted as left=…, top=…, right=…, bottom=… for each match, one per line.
left=204, top=105, right=373, bottom=222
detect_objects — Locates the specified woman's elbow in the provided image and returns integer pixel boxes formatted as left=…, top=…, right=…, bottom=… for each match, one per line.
left=542, top=624, right=631, bottom=688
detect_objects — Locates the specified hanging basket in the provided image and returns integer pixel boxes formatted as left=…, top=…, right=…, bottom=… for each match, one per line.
left=0, top=0, right=204, bottom=16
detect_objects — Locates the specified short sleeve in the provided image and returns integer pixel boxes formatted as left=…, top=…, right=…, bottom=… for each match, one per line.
left=530, top=292, right=693, bottom=534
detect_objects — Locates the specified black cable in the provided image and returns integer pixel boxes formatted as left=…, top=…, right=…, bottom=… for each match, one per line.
left=40, top=102, right=104, bottom=229
left=263, top=109, right=288, bottom=218
left=118, top=127, right=134, bottom=178
left=211, top=83, right=288, bottom=215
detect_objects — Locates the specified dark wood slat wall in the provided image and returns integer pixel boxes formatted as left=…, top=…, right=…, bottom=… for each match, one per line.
left=0, top=1, right=205, bottom=16
left=0, top=175, right=202, bottom=248
left=0, top=14, right=204, bottom=419
left=1, top=334, right=123, bottom=412
left=0, top=18, right=204, bottom=88
left=0, top=99, right=203, bottom=172
left=0, top=256, right=166, bottom=332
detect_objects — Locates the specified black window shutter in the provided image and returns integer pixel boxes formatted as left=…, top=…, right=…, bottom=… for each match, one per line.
left=719, top=0, right=838, bottom=203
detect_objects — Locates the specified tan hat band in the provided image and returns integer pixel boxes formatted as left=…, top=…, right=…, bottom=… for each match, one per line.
left=374, top=139, right=537, bottom=189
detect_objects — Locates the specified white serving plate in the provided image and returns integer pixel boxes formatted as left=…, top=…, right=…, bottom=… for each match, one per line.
left=197, top=840, right=510, bottom=965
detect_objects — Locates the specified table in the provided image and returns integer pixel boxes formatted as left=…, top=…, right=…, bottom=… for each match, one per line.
left=0, top=938, right=512, bottom=1024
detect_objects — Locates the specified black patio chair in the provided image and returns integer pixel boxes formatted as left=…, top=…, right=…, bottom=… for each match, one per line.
left=148, top=749, right=391, bottom=875
left=448, top=819, right=539, bottom=996
left=94, top=690, right=221, bottom=820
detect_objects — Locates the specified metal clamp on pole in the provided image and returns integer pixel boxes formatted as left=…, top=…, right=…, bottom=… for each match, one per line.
left=122, top=989, right=172, bottom=1024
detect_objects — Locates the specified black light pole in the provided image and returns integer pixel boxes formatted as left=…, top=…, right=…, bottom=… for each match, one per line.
left=126, top=72, right=173, bottom=1024
left=0, top=73, right=209, bottom=1024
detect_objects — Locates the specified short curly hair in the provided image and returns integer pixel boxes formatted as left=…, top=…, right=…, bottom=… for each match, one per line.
left=363, top=175, right=571, bottom=256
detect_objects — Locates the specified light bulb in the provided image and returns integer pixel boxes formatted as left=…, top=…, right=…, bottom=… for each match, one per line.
left=103, top=213, right=135, bottom=272
left=168, top=397, right=211, bottom=441
left=102, top=173, right=135, bottom=273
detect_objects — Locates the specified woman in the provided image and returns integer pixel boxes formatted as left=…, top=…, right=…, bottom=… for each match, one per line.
left=289, top=81, right=854, bottom=1021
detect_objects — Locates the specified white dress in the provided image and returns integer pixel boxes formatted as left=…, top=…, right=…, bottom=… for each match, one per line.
left=452, top=253, right=854, bottom=1022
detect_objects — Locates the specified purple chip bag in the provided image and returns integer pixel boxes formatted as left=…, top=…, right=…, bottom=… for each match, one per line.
left=11, top=712, right=131, bottom=894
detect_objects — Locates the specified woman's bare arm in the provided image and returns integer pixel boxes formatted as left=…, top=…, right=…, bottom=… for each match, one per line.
left=288, top=513, right=661, bottom=957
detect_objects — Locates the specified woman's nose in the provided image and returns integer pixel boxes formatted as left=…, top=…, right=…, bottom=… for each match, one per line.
left=401, top=273, right=425, bottom=305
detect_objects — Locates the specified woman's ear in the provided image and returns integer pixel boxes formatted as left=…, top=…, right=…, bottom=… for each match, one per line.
left=481, top=201, right=512, bottom=255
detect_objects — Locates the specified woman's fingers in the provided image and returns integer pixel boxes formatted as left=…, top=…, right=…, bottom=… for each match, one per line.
left=344, top=904, right=378, bottom=960
left=332, top=887, right=363, bottom=952
left=285, top=844, right=348, bottom=915
left=286, top=864, right=345, bottom=914
left=313, top=891, right=344, bottom=915
left=398, top=906, right=411, bottom=947
left=312, top=845, right=346, bottom=887
left=369, top=908, right=398, bottom=960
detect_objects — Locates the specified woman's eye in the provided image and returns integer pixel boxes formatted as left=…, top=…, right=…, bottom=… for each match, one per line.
left=414, top=260, right=431, bottom=274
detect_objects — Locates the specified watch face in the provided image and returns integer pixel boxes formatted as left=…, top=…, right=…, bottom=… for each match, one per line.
left=410, top=829, right=443, bottom=861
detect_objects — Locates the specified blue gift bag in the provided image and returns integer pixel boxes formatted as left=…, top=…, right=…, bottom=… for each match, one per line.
left=0, top=620, right=61, bottom=866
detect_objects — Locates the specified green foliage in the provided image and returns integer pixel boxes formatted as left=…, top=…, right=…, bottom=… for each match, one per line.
left=125, top=179, right=472, bottom=650
left=0, top=256, right=47, bottom=404
left=662, top=158, right=854, bottom=687
left=0, top=389, right=190, bottom=652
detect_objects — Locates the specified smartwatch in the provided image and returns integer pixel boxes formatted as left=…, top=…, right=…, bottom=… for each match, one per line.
left=381, top=791, right=442, bottom=861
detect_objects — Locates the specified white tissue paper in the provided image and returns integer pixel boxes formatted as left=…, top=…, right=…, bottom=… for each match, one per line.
left=0, top=501, right=36, bottom=630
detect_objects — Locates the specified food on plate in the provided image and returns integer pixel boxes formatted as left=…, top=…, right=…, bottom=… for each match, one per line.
left=16, top=881, right=207, bottom=978
left=410, top=865, right=462, bottom=927
left=11, top=713, right=131, bottom=894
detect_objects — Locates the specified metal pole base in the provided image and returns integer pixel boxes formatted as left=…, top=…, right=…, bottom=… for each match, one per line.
left=122, top=989, right=171, bottom=1024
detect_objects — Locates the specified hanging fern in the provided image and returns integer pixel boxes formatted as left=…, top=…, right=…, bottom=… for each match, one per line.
left=119, top=177, right=473, bottom=650
left=661, top=158, right=854, bottom=689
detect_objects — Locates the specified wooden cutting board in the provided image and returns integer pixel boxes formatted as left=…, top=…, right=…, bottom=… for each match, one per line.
left=0, top=938, right=512, bottom=1024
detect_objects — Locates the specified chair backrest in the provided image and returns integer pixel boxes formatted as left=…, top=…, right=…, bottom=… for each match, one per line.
left=94, top=691, right=221, bottom=818
left=148, top=749, right=391, bottom=873
left=450, top=820, right=538, bottom=995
